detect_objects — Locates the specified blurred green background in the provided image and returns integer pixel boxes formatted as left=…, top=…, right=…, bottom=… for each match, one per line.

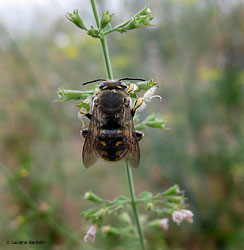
left=1, top=0, right=244, bottom=249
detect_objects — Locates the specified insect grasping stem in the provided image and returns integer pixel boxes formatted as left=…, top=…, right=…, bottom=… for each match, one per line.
left=90, top=1, right=145, bottom=249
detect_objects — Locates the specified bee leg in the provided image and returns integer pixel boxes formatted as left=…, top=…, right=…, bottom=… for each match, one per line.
left=131, top=97, right=144, bottom=117
left=81, top=128, right=88, bottom=138
left=79, top=108, right=92, bottom=120
left=136, top=131, right=144, bottom=141
left=126, top=83, right=135, bottom=94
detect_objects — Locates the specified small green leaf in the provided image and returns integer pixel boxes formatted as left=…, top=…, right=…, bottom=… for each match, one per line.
left=102, top=23, right=113, bottom=34
left=165, top=196, right=184, bottom=204
left=83, top=207, right=100, bottom=219
left=57, top=88, right=94, bottom=101
left=148, top=219, right=161, bottom=228
left=102, top=226, right=120, bottom=237
left=162, top=185, right=180, bottom=196
left=114, top=195, right=129, bottom=202
left=135, top=114, right=166, bottom=130
left=119, top=212, right=132, bottom=225
left=146, top=120, right=166, bottom=129
left=137, top=79, right=158, bottom=90
left=77, top=102, right=90, bottom=112
left=145, top=113, right=157, bottom=122
left=137, top=191, right=153, bottom=200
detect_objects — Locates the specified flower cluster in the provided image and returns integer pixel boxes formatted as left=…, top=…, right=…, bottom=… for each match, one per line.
left=66, top=6, right=154, bottom=38
left=172, top=209, right=194, bottom=225
left=82, top=185, right=192, bottom=241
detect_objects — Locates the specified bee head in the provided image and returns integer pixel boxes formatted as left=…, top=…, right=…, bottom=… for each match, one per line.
left=99, top=80, right=127, bottom=90
left=82, top=77, right=145, bottom=90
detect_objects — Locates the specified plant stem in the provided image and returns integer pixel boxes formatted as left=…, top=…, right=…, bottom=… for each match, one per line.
left=90, top=1, right=145, bottom=249
left=126, top=163, right=146, bottom=250
left=90, top=0, right=113, bottom=80
left=90, top=0, right=100, bottom=28
left=100, top=36, right=113, bottom=80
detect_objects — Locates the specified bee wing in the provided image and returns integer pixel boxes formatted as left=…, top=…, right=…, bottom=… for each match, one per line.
left=123, top=105, right=140, bottom=168
left=82, top=107, right=100, bottom=168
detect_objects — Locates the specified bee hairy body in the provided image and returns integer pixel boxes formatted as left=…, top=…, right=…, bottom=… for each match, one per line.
left=95, top=89, right=130, bottom=161
left=81, top=79, right=143, bottom=168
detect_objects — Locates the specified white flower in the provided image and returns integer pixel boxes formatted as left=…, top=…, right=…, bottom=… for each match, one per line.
left=137, top=84, right=162, bottom=112
left=172, top=211, right=184, bottom=225
left=172, top=209, right=193, bottom=225
left=159, top=218, right=169, bottom=231
left=131, top=83, right=139, bottom=93
left=84, top=225, right=97, bottom=242
left=77, top=111, right=85, bottom=128
left=181, top=209, right=194, bottom=223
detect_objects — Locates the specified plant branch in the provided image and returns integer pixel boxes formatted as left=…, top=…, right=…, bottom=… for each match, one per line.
left=90, top=0, right=100, bottom=28
left=100, top=37, right=113, bottom=79
left=90, top=0, right=113, bottom=80
left=126, top=163, right=146, bottom=250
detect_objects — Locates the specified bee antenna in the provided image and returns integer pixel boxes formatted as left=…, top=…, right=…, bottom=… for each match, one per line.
left=82, top=78, right=106, bottom=85
left=119, top=77, right=146, bottom=82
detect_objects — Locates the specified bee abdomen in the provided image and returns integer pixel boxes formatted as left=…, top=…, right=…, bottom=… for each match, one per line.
left=97, top=133, right=128, bottom=161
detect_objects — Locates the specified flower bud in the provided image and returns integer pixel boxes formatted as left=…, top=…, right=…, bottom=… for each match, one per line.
left=137, top=5, right=152, bottom=16
left=159, top=218, right=169, bottom=231
left=84, top=225, right=97, bottom=242
left=66, top=9, right=87, bottom=30
left=172, top=209, right=194, bottom=225
left=116, top=6, right=153, bottom=33
left=181, top=209, right=194, bottom=223
left=39, top=201, right=49, bottom=213
left=19, top=168, right=29, bottom=178
left=87, top=26, right=100, bottom=38
left=84, top=191, right=103, bottom=203
left=146, top=202, right=154, bottom=211
left=98, top=208, right=107, bottom=216
left=101, top=11, right=114, bottom=29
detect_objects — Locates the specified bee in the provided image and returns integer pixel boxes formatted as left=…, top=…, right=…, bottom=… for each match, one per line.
left=80, top=78, right=146, bottom=168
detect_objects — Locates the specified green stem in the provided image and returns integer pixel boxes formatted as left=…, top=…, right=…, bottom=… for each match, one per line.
left=126, top=163, right=146, bottom=250
left=100, top=37, right=113, bottom=80
left=90, top=0, right=113, bottom=79
left=90, top=1, right=145, bottom=249
left=90, top=0, right=100, bottom=28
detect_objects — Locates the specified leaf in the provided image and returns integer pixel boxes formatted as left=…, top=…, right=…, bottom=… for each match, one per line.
left=145, top=113, right=157, bottom=122
left=57, top=88, right=94, bottom=101
left=77, top=102, right=90, bottom=112
left=114, top=195, right=129, bottom=202
left=162, top=185, right=180, bottom=196
left=83, top=207, right=100, bottom=219
left=137, top=191, right=153, bottom=200
left=102, top=23, right=112, bottom=34
left=119, top=212, right=132, bottom=225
